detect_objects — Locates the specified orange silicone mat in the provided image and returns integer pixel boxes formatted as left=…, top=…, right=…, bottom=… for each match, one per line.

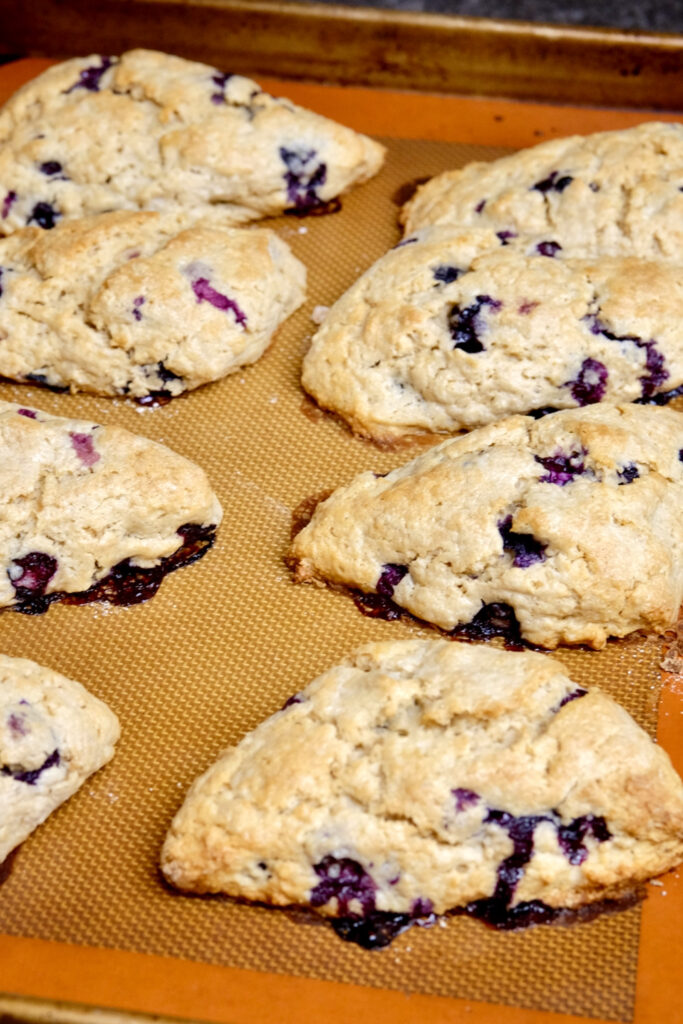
left=1, top=58, right=683, bottom=1024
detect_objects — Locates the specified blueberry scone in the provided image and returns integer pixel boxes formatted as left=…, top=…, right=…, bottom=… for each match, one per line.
left=1, top=654, right=119, bottom=862
left=0, top=49, right=385, bottom=233
left=161, top=639, right=683, bottom=946
left=290, top=404, right=683, bottom=649
left=302, top=225, right=683, bottom=441
left=0, top=401, right=222, bottom=612
left=401, top=122, right=683, bottom=259
left=0, top=210, right=306, bottom=398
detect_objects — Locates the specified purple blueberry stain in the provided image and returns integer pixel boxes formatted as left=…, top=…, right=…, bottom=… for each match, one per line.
left=451, top=601, right=522, bottom=645
left=24, top=372, right=68, bottom=393
left=433, top=264, right=463, bottom=284
left=17, top=408, right=37, bottom=419
left=411, top=897, right=434, bottom=917
left=132, top=295, right=145, bottom=321
left=210, top=70, right=232, bottom=104
left=565, top=357, right=608, bottom=405
left=281, top=693, right=304, bottom=711
left=453, top=788, right=480, bottom=812
left=518, top=300, right=540, bottom=315
left=376, top=563, right=408, bottom=597
left=536, top=240, right=562, bottom=257
left=280, top=146, right=328, bottom=214
left=65, top=56, right=113, bottom=93
left=192, top=277, right=247, bottom=328
left=532, top=171, right=573, bottom=194
left=497, top=230, right=517, bottom=245
left=641, top=341, right=669, bottom=398
left=583, top=313, right=669, bottom=399
left=354, top=590, right=402, bottom=621
left=27, top=202, right=59, bottom=230
left=2, top=748, right=60, bottom=785
left=556, top=687, right=588, bottom=710
left=310, top=856, right=377, bottom=917
left=465, top=805, right=610, bottom=928
left=38, top=161, right=63, bottom=177
left=2, top=191, right=16, bottom=219
left=393, top=236, right=418, bottom=249
left=474, top=199, right=487, bottom=213
left=69, top=432, right=100, bottom=468
left=535, top=448, right=587, bottom=485
left=498, top=516, right=547, bottom=568
left=618, top=463, right=639, bottom=484
left=556, top=814, right=611, bottom=866
left=449, top=295, right=502, bottom=353
left=8, top=552, right=58, bottom=600
left=7, top=711, right=28, bottom=737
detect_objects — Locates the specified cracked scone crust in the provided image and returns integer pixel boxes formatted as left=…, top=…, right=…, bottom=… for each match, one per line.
left=290, top=404, right=683, bottom=649
left=302, top=225, right=683, bottom=441
left=401, top=122, right=683, bottom=258
left=1, top=654, right=119, bottom=862
left=0, top=49, right=385, bottom=233
left=0, top=400, right=222, bottom=612
left=161, top=640, right=683, bottom=943
left=0, top=210, right=306, bottom=397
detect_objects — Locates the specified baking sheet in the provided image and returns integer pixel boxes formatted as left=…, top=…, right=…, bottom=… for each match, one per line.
left=0, top=132, right=678, bottom=1022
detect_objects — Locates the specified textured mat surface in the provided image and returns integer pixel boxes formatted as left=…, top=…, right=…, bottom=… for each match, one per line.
left=0, top=137, right=677, bottom=1022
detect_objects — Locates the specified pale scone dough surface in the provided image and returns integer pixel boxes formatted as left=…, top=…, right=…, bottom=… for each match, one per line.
left=302, top=225, right=683, bottom=441
left=290, top=404, right=683, bottom=649
left=0, top=653, right=119, bottom=861
left=401, top=122, right=683, bottom=259
left=0, top=400, right=222, bottom=609
left=0, top=210, right=306, bottom=397
left=0, top=50, right=385, bottom=232
left=161, top=640, right=683, bottom=930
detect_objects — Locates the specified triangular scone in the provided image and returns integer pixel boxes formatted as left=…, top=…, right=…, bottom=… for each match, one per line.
left=0, top=211, right=306, bottom=398
left=290, top=404, right=683, bottom=649
left=0, top=401, right=222, bottom=612
left=161, top=640, right=683, bottom=946
left=1, top=654, right=119, bottom=862
left=0, top=50, right=385, bottom=233
left=401, top=122, right=683, bottom=258
left=302, top=224, right=683, bottom=441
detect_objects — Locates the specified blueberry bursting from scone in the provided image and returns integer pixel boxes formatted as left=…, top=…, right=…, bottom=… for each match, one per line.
left=290, top=403, right=683, bottom=650
left=161, top=641, right=683, bottom=948
left=0, top=401, right=222, bottom=613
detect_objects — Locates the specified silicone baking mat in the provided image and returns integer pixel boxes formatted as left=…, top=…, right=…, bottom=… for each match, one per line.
left=0, top=59, right=682, bottom=1024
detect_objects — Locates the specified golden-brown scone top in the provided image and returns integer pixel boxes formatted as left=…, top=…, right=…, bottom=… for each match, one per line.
left=302, top=224, right=683, bottom=442
left=401, top=122, right=683, bottom=258
left=0, top=400, right=222, bottom=611
left=0, top=210, right=306, bottom=397
left=0, top=49, right=385, bottom=232
left=290, top=404, right=683, bottom=649
left=161, top=640, right=683, bottom=942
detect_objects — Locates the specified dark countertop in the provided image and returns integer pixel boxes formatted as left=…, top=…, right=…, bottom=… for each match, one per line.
left=309, top=0, right=683, bottom=33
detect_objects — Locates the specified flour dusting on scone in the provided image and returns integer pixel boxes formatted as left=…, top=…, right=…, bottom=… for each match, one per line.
left=401, top=122, right=683, bottom=258
left=161, top=639, right=683, bottom=946
left=1, top=654, right=119, bottom=861
left=0, top=210, right=306, bottom=398
left=0, top=50, right=385, bottom=233
left=290, top=404, right=683, bottom=649
left=302, top=224, right=683, bottom=441
left=0, top=401, right=222, bottom=612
